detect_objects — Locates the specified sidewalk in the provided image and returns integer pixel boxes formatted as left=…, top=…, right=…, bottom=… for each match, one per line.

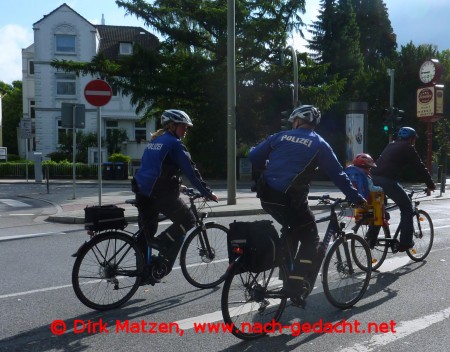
left=2, top=177, right=450, bottom=225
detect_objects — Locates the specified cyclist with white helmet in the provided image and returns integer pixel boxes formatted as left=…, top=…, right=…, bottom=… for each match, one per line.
left=368, top=126, right=435, bottom=252
left=133, top=109, right=218, bottom=281
left=249, top=104, right=366, bottom=305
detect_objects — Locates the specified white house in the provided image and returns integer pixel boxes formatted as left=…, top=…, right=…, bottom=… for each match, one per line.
left=21, top=3, right=158, bottom=164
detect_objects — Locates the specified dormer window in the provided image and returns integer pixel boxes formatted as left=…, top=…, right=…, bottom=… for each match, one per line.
left=120, top=42, right=133, bottom=55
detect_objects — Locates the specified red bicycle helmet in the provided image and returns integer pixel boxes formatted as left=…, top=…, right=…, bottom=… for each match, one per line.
left=353, top=153, right=377, bottom=168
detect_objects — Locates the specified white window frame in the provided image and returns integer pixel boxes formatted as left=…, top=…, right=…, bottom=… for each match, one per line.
left=134, top=121, right=147, bottom=142
left=119, top=42, right=133, bottom=55
left=55, top=73, right=76, bottom=96
left=55, top=34, right=76, bottom=53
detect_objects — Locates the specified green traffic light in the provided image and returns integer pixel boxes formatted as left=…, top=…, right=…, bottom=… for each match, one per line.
left=383, top=125, right=389, bottom=132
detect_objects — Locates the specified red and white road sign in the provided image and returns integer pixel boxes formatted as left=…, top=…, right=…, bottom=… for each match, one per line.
left=84, top=79, right=112, bottom=107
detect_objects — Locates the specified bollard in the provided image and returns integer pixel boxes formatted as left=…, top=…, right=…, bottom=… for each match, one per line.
left=46, top=165, right=50, bottom=194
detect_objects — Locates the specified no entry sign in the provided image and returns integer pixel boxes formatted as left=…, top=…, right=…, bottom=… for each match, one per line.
left=84, top=79, right=112, bottom=107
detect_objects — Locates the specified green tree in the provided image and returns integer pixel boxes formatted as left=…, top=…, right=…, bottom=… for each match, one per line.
left=0, top=81, right=22, bottom=155
left=351, top=0, right=397, bottom=68
left=308, top=0, right=364, bottom=101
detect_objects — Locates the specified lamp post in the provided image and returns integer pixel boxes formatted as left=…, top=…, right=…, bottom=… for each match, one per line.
left=285, top=46, right=299, bottom=108
left=0, top=93, right=5, bottom=147
left=227, top=0, right=236, bottom=205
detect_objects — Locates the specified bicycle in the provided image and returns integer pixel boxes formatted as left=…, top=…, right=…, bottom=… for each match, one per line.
left=72, top=188, right=229, bottom=311
left=351, top=188, right=434, bottom=271
left=221, top=194, right=372, bottom=340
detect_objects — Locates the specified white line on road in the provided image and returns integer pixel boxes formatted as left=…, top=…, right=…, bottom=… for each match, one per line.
left=0, top=284, right=72, bottom=299
left=338, top=306, right=450, bottom=352
left=0, top=199, right=31, bottom=207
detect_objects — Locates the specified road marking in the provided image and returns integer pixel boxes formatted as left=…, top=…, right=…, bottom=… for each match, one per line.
left=0, top=284, right=72, bottom=299
left=376, top=256, right=411, bottom=273
left=0, top=199, right=31, bottom=207
left=338, top=306, right=450, bottom=352
left=0, top=232, right=67, bottom=242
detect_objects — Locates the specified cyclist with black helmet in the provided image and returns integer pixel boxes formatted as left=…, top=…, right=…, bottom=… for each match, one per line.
left=368, top=126, right=435, bottom=252
left=132, top=109, right=218, bottom=281
left=249, top=105, right=366, bottom=305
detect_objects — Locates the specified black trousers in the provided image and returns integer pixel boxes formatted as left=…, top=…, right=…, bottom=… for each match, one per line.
left=259, top=184, right=321, bottom=291
left=136, top=191, right=196, bottom=268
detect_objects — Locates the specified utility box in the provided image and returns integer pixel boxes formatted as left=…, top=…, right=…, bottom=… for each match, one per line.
left=113, top=162, right=127, bottom=180
left=34, top=152, right=43, bottom=182
left=102, top=162, right=114, bottom=180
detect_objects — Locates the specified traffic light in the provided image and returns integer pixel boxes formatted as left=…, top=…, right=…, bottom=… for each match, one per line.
left=382, top=108, right=392, bottom=134
left=391, top=108, right=405, bottom=130
left=281, top=110, right=291, bottom=130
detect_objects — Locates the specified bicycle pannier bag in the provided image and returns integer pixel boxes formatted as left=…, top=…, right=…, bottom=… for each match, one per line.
left=84, top=205, right=127, bottom=232
left=227, top=220, right=279, bottom=273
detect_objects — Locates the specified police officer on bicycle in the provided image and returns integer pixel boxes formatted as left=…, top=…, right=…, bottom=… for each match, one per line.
left=249, top=105, right=366, bottom=304
left=132, top=109, right=218, bottom=280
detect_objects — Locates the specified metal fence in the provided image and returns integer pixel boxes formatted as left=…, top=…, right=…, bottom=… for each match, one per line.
left=0, top=163, right=99, bottom=179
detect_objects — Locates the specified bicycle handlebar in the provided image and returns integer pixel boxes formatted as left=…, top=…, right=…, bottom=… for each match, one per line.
left=182, top=187, right=216, bottom=202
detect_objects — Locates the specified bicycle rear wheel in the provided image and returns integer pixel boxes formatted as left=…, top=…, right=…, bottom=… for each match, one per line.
left=323, top=234, right=371, bottom=309
left=352, top=224, right=390, bottom=271
left=72, top=231, right=144, bottom=311
left=180, top=223, right=229, bottom=288
left=407, top=210, right=434, bottom=261
left=221, top=262, right=288, bottom=340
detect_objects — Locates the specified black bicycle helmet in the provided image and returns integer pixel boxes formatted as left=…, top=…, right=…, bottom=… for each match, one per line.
left=161, top=109, right=193, bottom=127
left=397, top=127, right=417, bottom=139
left=288, top=105, right=321, bottom=125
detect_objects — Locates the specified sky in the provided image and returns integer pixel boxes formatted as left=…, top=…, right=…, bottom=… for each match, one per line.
left=1, top=0, right=450, bottom=85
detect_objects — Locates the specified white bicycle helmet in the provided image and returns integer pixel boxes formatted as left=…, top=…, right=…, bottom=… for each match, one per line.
left=288, top=105, right=321, bottom=125
left=161, top=109, right=193, bottom=127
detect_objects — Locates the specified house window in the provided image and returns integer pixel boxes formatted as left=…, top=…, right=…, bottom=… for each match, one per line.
left=105, top=120, right=119, bottom=140
left=119, top=42, right=133, bottom=55
left=57, top=119, right=70, bottom=145
left=29, top=61, right=35, bottom=75
left=135, top=121, right=147, bottom=142
left=56, top=73, right=76, bottom=96
left=55, top=34, right=76, bottom=53
left=30, top=100, right=35, bottom=119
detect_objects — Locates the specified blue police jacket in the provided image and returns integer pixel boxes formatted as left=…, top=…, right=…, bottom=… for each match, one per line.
left=249, top=127, right=364, bottom=204
left=135, top=131, right=212, bottom=198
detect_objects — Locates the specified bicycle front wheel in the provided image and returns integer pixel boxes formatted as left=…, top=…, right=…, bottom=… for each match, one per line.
left=323, top=234, right=371, bottom=309
left=72, top=231, right=144, bottom=311
left=352, top=223, right=390, bottom=271
left=221, top=263, right=288, bottom=340
left=180, top=223, right=229, bottom=288
left=407, top=210, right=434, bottom=261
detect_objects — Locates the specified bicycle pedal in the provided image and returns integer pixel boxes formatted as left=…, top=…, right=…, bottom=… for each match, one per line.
left=290, top=296, right=306, bottom=308
left=258, top=299, right=270, bottom=312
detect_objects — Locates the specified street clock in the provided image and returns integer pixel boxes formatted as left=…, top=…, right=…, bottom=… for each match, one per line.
left=419, top=59, right=442, bottom=84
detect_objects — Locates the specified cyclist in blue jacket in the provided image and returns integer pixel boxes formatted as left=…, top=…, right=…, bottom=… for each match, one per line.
left=249, top=105, right=366, bottom=305
left=133, top=109, right=218, bottom=277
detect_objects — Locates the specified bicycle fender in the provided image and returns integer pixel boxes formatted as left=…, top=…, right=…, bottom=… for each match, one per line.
left=71, top=241, right=90, bottom=257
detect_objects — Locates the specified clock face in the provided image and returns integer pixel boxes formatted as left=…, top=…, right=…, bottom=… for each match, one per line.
left=419, top=60, right=437, bottom=84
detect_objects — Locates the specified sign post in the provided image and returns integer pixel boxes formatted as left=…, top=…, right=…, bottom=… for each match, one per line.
left=84, top=79, right=112, bottom=205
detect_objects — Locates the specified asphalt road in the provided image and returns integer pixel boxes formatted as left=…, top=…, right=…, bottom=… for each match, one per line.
left=0, top=203, right=449, bottom=351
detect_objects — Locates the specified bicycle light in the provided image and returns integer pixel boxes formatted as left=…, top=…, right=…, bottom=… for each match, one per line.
left=232, top=246, right=244, bottom=255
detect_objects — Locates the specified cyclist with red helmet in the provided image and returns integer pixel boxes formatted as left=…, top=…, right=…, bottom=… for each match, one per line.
left=345, top=153, right=383, bottom=199
left=369, top=127, right=435, bottom=252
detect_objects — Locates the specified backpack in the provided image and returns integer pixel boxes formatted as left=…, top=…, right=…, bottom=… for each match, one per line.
left=227, top=220, right=280, bottom=273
